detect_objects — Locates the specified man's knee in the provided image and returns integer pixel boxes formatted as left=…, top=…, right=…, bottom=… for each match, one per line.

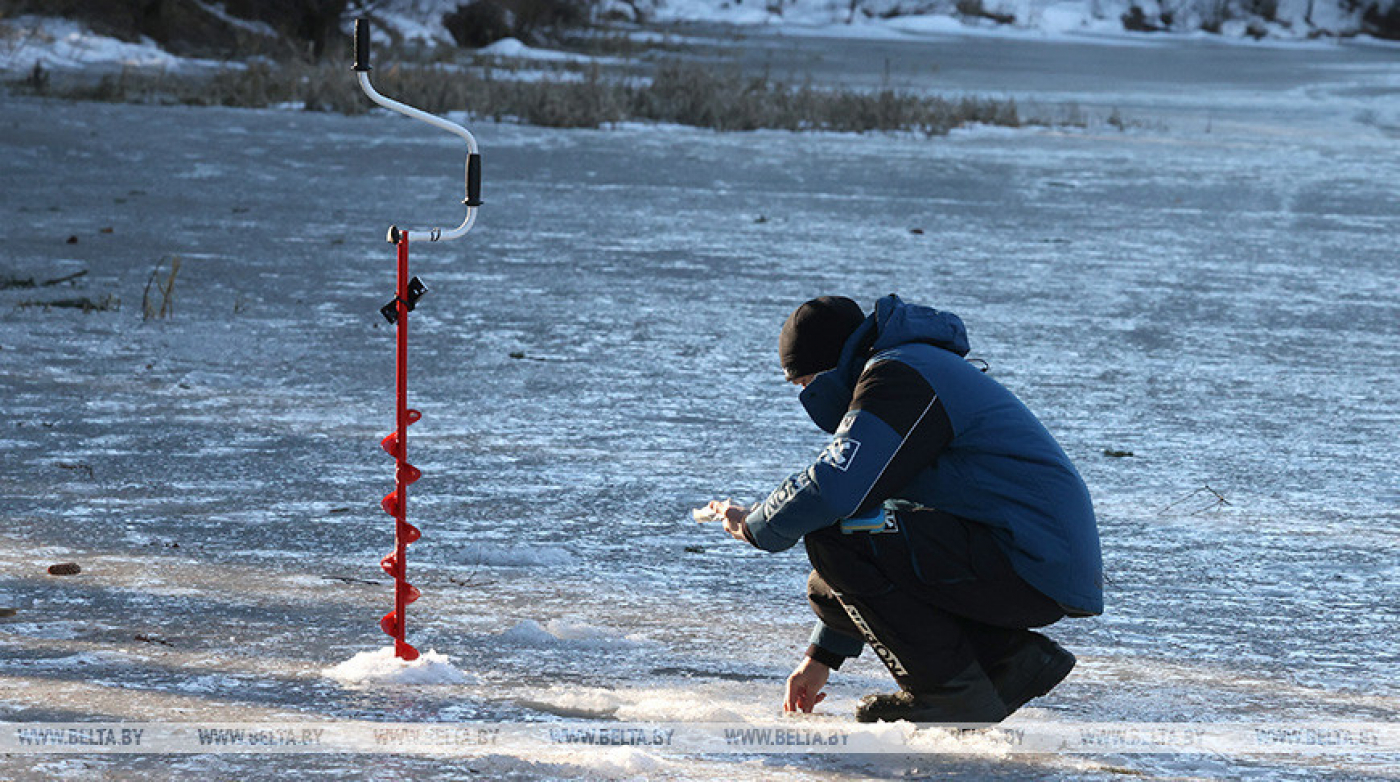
left=807, top=570, right=841, bottom=606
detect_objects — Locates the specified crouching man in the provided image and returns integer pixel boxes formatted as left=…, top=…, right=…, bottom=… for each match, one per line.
left=709, top=294, right=1103, bottom=723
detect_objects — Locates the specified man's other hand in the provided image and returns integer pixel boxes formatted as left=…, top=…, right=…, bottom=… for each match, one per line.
left=783, top=656, right=830, bottom=713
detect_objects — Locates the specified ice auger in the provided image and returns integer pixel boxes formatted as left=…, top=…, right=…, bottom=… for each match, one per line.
left=353, top=19, right=482, bottom=660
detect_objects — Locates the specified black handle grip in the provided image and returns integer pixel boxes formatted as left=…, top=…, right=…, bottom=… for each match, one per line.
left=465, top=154, right=483, bottom=207
left=353, top=18, right=371, bottom=72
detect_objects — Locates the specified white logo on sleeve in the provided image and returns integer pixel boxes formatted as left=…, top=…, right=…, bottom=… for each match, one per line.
left=819, top=438, right=861, bottom=472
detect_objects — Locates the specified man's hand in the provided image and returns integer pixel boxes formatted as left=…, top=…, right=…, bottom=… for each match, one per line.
left=783, top=656, right=830, bottom=714
left=707, top=499, right=750, bottom=543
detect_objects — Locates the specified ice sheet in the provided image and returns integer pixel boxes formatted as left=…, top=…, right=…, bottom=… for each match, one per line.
left=1, top=27, right=1397, bottom=782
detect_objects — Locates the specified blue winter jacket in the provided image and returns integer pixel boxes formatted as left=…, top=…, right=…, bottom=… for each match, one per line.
left=744, top=296, right=1104, bottom=651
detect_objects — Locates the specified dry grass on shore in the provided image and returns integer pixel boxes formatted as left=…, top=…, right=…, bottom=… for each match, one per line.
left=10, top=58, right=1088, bottom=136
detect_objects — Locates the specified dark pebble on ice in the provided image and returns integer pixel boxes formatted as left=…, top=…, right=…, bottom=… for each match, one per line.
left=56, top=461, right=95, bottom=478
left=684, top=545, right=704, bottom=554
left=48, top=563, right=81, bottom=576
left=0, top=608, right=17, bottom=618
left=910, top=228, right=925, bottom=235
left=1103, top=449, right=1135, bottom=458
left=65, top=236, right=78, bottom=244
left=509, top=351, right=526, bottom=359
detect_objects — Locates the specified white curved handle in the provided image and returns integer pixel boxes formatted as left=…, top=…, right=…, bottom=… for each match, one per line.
left=356, top=71, right=480, bottom=242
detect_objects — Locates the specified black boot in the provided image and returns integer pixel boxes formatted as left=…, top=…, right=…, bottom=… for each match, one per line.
left=855, top=663, right=1007, bottom=724
left=985, top=631, right=1076, bottom=717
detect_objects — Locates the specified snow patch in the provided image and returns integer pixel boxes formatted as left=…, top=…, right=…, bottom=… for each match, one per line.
left=323, top=646, right=475, bottom=686
left=524, top=683, right=750, bottom=722
left=523, top=687, right=625, bottom=717
left=948, top=122, right=1043, bottom=138
left=880, top=7, right=1149, bottom=42
left=2, top=622, right=81, bottom=640
left=176, top=674, right=246, bottom=693
left=904, top=723, right=1019, bottom=755
left=1039, top=2, right=1127, bottom=35
left=0, top=16, right=182, bottom=73
left=25, top=651, right=134, bottom=668
left=500, top=619, right=651, bottom=647
left=477, top=37, right=613, bottom=63
left=613, top=690, right=745, bottom=722
left=366, top=9, right=454, bottom=45
left=580, top=747, right=671, bottom=777
left=193, top=2, right=279, bottom=38
left=453, top=543, right=575, bottom=567
left=882, top=13, right=971, bottom=36
left=480, top=37, right=563, bottom=59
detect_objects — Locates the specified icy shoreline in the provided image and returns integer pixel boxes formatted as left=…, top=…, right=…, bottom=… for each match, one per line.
left=3, top=5, right=1397, bottom=80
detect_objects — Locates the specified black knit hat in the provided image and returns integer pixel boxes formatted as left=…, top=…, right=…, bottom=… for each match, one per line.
left=779, top=296, right=866, bottom=380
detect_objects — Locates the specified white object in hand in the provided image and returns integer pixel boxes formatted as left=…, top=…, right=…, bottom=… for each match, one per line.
left=692, top=506, right=724, bottom=523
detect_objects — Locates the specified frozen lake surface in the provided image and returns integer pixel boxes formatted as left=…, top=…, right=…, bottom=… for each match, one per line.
left=2, top=29, right=1398, bottom=780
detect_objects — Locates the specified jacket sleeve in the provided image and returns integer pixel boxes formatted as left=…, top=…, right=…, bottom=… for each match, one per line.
left=808, top=620, right=865, bottom=667
left=743, top=359, right=954, bottom=552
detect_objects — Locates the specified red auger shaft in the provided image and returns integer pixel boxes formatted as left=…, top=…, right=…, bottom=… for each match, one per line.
left=355, top=17, right=479, bottom=665
left=379, top=233, right=422, bottom=661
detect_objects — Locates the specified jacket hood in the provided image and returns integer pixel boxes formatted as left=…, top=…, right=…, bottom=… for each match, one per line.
left=869, top=294, right=970, bottom=357
left=799, top=295, right=969, bottom=433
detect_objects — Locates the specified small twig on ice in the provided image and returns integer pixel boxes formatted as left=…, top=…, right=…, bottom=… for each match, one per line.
left=1160, top=484, right=1232, bottom=516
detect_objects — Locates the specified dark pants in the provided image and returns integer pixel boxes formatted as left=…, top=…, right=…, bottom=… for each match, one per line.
left=805, top=508, right=1065, bottom=690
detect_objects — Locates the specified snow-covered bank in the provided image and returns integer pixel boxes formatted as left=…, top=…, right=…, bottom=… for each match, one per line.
left=644, top=0, right=1400, bottom=41
left=0, top=15, right=199, bottom=74
left=363, top=0, right=1400, bottom=42
left=3, top=0, right=1398, bottom=83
